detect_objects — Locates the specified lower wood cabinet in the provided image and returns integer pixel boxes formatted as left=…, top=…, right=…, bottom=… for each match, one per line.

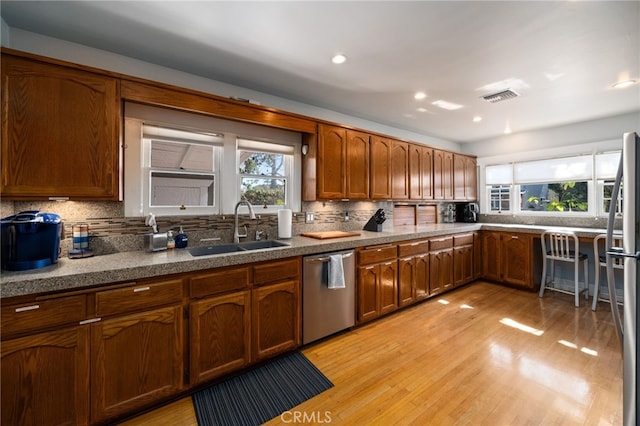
left=357, top=244, right=398, bottom=323
left=252, top=280, right=300, bottom=361
left=398, top=239, right=430, bottom=307
left=190, top=291, right=251, bottom=385
left=480, top=231, right=540, bottom=290
left=453, top=233, right=474, bottom=287
left=429, top=237, right=454, bottom=295
left=1, top=326, right=90, bottom=426
left=90, top=305, right=184, bottom=423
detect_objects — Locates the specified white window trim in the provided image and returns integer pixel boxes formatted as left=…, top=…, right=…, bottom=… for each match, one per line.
left=478, top=139, right=622, bottom=217
left=124, top=103, right=302, bottom=218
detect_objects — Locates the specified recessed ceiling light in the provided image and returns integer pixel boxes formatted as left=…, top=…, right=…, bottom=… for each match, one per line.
left=414, top=91, right=427, bottom=100
left=473, top=116, right=482, bottom=123
left=432, top=100, right=463, bottom=111
left=612, top=79, right=637, bottom=89
left=331, top=54, right=347, bottom=64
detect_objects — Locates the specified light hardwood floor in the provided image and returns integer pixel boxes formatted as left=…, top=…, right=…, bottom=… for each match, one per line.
left=120, top=281, right=622, bottom=425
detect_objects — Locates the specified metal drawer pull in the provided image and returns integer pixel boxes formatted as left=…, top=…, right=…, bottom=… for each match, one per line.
left=133, top=286, right=151, bottom=292
left=306, top=252, right=353, bottom=263
left=410, top=242, right=422, bottom=246
left=15, top=305, right=39, bottom=313
left=79, top=318, right=102, bottom=325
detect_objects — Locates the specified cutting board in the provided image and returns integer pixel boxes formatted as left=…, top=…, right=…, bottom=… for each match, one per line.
left=300, top=231, right=361, bottom=239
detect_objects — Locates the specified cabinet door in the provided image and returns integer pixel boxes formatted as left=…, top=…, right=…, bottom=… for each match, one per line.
left=481, top=232, right=502, bottom=282
left=379, top=261, right=398, bottom=315
left=358, top=265, right=379, bottom=323
left=502, top=234, right=532, bottom=288
left=391, top=141, right=409, bottom=199
left=91, top=305, right=184, bottom=423
left=252, top=280, right=300, bottom=361
left=453, top=154, right=467, bottom=200
left=370, top=136, right=392, bottom=199
left=1, top=55, right=120, bottom=200
left=414, top=254, right=430, bottom=300
left=430, top=249, right=454, bottom=294
left=454, top=245, right=474, bottom=287
left=398, top=257, right=415, bottom=307
left=2, top=326, right=89, bottom=426
left=433, top=149, right=454, bottom=200
left=421, top=147, right=434, bottom=200
left=346, top=130, right=370, bottom=199
left=190, top=291, right=251, bottom=385
left=465, top=156, right=478, bottom=201
left=317, top=124, right=346, bottom=198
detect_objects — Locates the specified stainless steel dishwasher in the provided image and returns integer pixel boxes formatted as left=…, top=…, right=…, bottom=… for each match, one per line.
left=303, top=249, right=355, bottom=344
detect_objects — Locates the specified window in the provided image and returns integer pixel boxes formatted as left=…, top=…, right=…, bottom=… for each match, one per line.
left=482, top=151, right=622, bottom=217
left=488, top=185, right=511, bottom=212
left=142, top=125, right=222, bottom=216
left=237, top=138, right=295, bottom=212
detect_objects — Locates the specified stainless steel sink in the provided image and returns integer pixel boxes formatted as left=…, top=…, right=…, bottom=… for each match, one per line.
left=237, top=240, right=290, bottom=250
left=188, top=240, right=289, bottom=257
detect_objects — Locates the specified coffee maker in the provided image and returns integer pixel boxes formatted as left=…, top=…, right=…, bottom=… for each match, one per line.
left=456, top=202, right=479, bottom=223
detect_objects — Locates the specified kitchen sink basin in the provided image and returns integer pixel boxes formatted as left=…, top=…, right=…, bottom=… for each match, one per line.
left=188, top=240, right=289, bottom=257
left=237, top=240, right=290, bottom=250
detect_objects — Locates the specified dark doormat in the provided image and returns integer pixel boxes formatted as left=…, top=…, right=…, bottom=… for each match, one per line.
left=192, top=352, right=334, bottom=426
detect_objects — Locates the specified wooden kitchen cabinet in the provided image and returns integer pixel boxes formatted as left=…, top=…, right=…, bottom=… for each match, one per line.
left=190, top=291, right=251, bottom=384
left=370, top=135, right=393, bottom=199
left=317, top=124, right=370, bottom=199
left=453, top=233, right=474, bottom=287
left=398, top=239, right=430, bottom=306
left=391, top=140, right=410, bottom=199
left=252, top=280, right=300, bottom=361
left=1, top=53, right=120, bottom=200
left=1, top=295, right=90, bottom=426
left=454, top=154, right=478, bottom=201
left=2, top=325, right=89, bottom=426
left=481, top=231, right=540, bottom=290
left=409, top=144, right=433, bottom=200
left=357, top=244, right=398, bottom=323
left=433, top=149, right=454, bottom=200
left=429, top=237, right=454, bottom=295
left=91, top=278, right=184, bottom=423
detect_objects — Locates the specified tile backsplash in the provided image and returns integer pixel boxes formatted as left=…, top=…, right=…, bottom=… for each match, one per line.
left=0, top=200, right=394, bottom=256
left=2, top=200, right=620, bottom=258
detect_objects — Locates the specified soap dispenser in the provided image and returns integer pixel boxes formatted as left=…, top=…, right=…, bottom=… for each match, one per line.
left=166, top=229, right=175, bottom=249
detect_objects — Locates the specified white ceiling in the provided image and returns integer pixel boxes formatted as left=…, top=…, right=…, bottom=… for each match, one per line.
left=1, top=1, right=639, bottom=143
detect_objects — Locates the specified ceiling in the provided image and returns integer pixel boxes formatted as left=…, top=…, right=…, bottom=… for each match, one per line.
left=1, top=1, right=639, bottom=143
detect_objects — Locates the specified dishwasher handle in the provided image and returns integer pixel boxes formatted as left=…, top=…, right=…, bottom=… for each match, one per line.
left=305, top=252, right=353, bottom=263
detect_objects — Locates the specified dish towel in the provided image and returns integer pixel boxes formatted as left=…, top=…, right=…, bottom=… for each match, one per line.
left=328, top=254, right=346, bottom=289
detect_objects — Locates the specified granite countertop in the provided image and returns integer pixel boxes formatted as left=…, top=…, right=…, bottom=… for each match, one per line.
left=0, top=222, right=616, bottom=299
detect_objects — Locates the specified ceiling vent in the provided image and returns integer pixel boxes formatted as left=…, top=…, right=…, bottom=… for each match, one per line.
left=482, top=89, right=519, bottom=103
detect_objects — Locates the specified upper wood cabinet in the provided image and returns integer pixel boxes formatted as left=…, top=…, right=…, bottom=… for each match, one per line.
left=391, top=141, right=410, bottom=199
left=433, top=149, right=454, bottom=200
left=317, top=124, right=369, bottom=199
left=454, top=154, right=478, bottom=201
left=1, top=54, right=121, bottom=200
left=409, top=144, right=433, bottom=200
left=370, top=135, right=393, bottom=199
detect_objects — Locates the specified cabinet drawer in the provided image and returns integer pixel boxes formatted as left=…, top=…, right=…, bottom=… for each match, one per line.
left=253, top=258, right=300, bottom=286
left=190, top=267, right=250, bottom=298
left=359, top=245, right=397, bottom=265
left=454, top=233, right=474, bottom=246
left=398, top=239, right=429, bottom=257
left=96, top=279, right=183, bottom=316
left=430, top=236, right=453, bottom=251
left=1, top=295, right=87, bottom=337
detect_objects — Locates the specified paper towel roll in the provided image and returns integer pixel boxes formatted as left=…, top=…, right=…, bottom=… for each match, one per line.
left=277, top=209, right=292, bottom=239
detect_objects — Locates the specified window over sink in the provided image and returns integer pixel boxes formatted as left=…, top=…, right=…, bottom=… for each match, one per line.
left=124, top=102, right=302, bottom=217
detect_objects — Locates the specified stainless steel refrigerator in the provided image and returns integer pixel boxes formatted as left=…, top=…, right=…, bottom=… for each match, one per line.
left=606, top=131, right=640, bottom=425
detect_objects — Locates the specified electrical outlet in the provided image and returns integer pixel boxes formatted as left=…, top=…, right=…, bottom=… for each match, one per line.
left=305, top=212, right=314, bottom=223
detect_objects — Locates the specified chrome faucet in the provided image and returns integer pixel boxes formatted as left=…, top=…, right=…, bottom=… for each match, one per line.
left=233, top=200, right=256, bottom=243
